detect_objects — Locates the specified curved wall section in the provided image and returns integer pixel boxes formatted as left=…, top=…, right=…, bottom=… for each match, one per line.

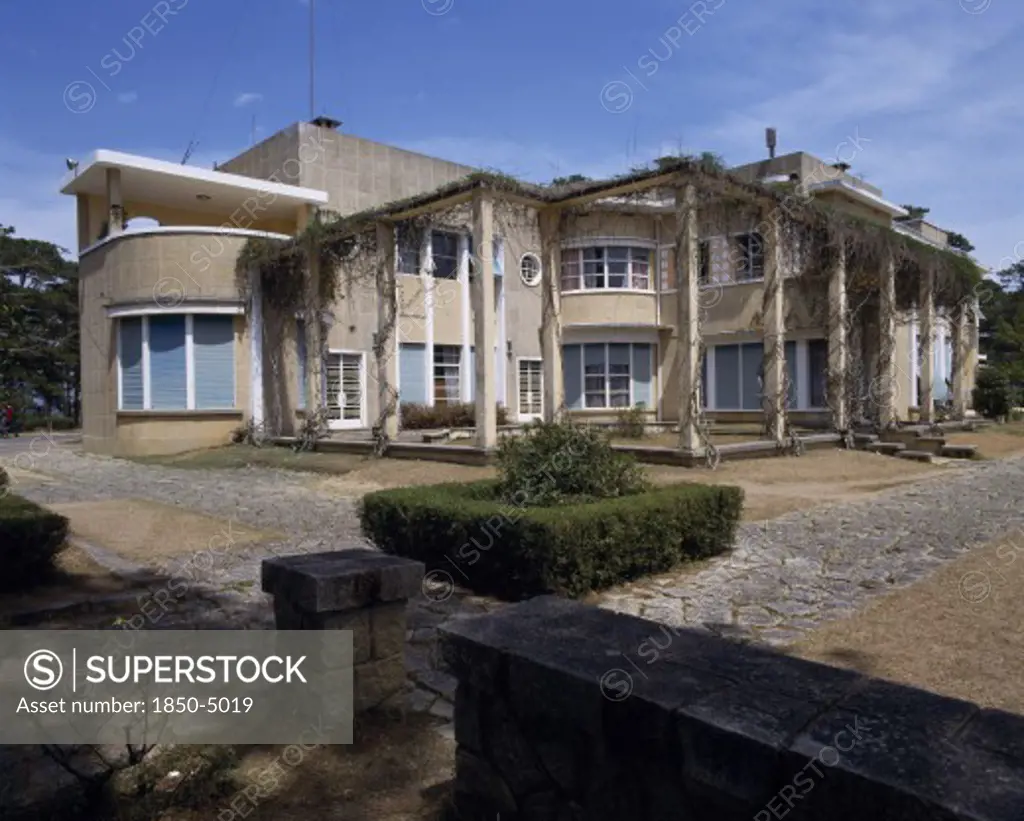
left=560, top=292, right=658, bottom=328
left=79, top=230, right=255, bottom=456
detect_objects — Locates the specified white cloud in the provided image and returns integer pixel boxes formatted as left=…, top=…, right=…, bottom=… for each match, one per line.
left=233, top=92, right=263, bottom=108
left=117, top=91, right=138, bottom=104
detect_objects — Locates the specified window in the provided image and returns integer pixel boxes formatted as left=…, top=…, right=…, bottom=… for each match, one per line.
left=699, top=240, right=711, bottom=284
left=563, top=343, right=653, bottom=409
left=430, top=231, right=459, bottom=279
left=118, top=314, right=236, bottom=411
left=731, top=232, right=764, bottom=281
left=397, top=225, right=422, bottom=274
left=433, top=345, right=461, bottom=405
left=808, top=339, right=828, bottom=408
left=713, top=342, right=764, bottom=411
left=560, top=245, right=654, bottom=292
left=518, top=359, right=542, bottom=416
left=520, top=253, right=542, bottom=286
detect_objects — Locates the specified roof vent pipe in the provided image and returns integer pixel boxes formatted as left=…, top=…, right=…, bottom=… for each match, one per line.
left=766, top=127, right=777, bottom=159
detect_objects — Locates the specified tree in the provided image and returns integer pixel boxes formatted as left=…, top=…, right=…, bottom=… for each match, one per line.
left=898, top=204, right=930, bottom=221
left=947, top=231, right=975, bottom=253
left=550, top=174, right=590, bottom=186
left=0, top=226, right=80, bottom=424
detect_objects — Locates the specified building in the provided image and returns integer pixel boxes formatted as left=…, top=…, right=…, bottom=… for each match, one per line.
left=61, top=119, right=980, bottom=456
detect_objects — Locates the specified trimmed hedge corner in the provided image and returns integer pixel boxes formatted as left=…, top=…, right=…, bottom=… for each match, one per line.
left=400, top=402, right=509, bottom=431
left=359, top=480, right=744, bottom=599
left=0, top=492, right=69, bottom=591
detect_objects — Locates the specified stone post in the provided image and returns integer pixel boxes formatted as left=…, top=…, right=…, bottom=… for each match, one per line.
left=674, top=182, right=704, bottom=456
left=262, top=549, right=425, bottom=713
left=761, top=216, right=786, bottom=444
left=105, top=167, right=123, bottom=237
left=827, top=243, right=847, bottom=431
left=951, top=299, right=971, bottom=419
left=877, top=254, right=898, bottom=428
left=375, top=221, right=399, bottom=440
left=539, top=210, right=564, bottom=423
left=918, top=269, right=935, bottom=423
left=472, top=189, right=498, bottom=449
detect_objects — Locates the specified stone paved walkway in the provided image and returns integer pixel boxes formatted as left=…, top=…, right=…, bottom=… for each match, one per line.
left=7, top=444, right=1024, bottom=725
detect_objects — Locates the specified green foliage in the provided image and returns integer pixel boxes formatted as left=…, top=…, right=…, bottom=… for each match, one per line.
left=613, top=405, right=648, bottom=439
left=399, top=402, right=508, bottom=430
left=0, top=493, right=69, bottom=590
left=495, top=421, right=649, bottom=507
left=0, top=225, right=80, bottom=423
left=947, top=231, right=975, bottom=253
left=972, top=366, right=1020, bottom=419
left=360, top=479, right=743, bottom=598
left=550, top=174, right=590, bottom=186
left=898, top=204, right=931, bottom=220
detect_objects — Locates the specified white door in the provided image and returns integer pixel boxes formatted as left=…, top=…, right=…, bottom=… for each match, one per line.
left=326, top=352, right=365, bottom=429
left=518, top=359, right=543, bottom=421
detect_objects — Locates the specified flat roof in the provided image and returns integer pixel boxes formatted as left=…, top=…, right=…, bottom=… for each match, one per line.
left=60, top=149, right=328, bottom=219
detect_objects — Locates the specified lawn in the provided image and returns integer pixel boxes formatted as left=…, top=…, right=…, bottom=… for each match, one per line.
left=787, top=529, right=1024, bottom=715
left=945, top=420, right=1024, bottom=459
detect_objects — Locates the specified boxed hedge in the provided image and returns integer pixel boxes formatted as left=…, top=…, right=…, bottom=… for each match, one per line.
left=0, top=490, right=70, bottom=590
left=360, top=480, right=743, bottom=599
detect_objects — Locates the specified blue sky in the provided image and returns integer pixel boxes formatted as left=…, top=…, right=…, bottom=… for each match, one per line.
left=1, top=0, right=1022, bottom=272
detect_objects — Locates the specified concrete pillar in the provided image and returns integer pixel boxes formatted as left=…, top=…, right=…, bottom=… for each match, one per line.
left=472, top=190, right=498, bottom=449
left=262, top=549, right=424, bottom=714
left=918, top=269, right=935, bottom=423
left=249, top=267, right=264, bottom=429
left=674, top=183, right=703, bottom=455
left=951, top=299, right=971, bottom=419
left=305, top=245, right=324, bottom=414
left=539, top=211, right=564, bottom=423
left=761, top=217, right=786, bottom=444
left=877, top=254, right=898, bottom=428
left=827, top=244, right=847, bottom=430
left=105, top=167, right=123, bottom=236
left=376, top=222, right=400, bottom=440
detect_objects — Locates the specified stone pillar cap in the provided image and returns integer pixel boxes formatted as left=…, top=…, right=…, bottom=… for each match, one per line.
left=262, top=549, right=425, bottom=613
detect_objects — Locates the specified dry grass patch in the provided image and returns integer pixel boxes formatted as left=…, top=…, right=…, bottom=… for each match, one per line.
left=313, top=459, right=495, bottom=496
left=46, top=499, right=278, bottom=565
left=788, top=532, right=1024, bottom=715
left=946, top=421, right=1024, bottom=459
left=646, top=448, right=942, bottom=522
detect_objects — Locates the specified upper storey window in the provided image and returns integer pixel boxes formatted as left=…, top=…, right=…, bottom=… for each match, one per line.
left=560, top=245, right=652, bottom=292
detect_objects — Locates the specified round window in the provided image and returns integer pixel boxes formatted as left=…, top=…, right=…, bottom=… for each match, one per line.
left=519, top=253, right=542, bottom=286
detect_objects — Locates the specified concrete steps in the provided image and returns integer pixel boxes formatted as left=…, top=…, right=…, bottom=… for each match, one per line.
left=940, top=444, right=979, bottom=460
left=865, top=441, right=906, bottom=456
left=897, top=450, right=935, bottom=464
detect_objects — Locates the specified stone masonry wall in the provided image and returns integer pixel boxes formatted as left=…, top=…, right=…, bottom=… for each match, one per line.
left=440, top=596, right=1024, bottom=821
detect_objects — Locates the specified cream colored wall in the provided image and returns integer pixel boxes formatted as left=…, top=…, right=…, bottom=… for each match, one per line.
left=562, top=293, right=657, bottom=327
left=79, top=231, right=252, bottom=456
left=813, top=190, right=892, bottom=226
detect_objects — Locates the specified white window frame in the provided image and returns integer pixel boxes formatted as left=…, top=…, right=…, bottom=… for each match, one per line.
left=559, top=241, right=655, bottom=293
left=729, top=231, right=765, bottom=283
left=573, top=342, right=642, bottom=410
left=519, top=252, right=542, bottom=286
left=433, top=345, right=462, bottom=405
left=325, top=349, right=366, bottom=430
left=516, top=357, right=543, bottom=420
left=116, top=313, right=237, bottom=411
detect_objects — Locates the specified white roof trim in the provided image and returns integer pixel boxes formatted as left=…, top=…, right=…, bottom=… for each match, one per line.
left=79, top=225, right=292, bottom=259
left=107, top=301, right=245, bottom=318
left=60, top=149, right=329, bottom=204
left=807, top=179, right=908, bottom=217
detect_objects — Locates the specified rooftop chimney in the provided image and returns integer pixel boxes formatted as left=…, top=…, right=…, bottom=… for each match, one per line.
left=311, top=115, right=341, bottom=130
left=766, top=127, right=777, bottom=159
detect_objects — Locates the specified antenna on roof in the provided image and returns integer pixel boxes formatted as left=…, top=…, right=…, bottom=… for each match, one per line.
left=309, top=0, right=316, bottom=120
left=766, top=127, right=777, bottom=160
left=181, top=139, right=197, bottom=165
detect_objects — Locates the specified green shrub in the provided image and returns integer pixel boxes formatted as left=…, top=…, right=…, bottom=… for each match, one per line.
left=400, top=402, right=509, bottom=430
left=496, top=421, right=649, bottom=506
left=360, top=480, right=743, bottom=598
left=0, top=493, right=69, bottom=590
left=613, top=404, right=648, bottom=439
left=973, top=367, right=1019, bottom=419
left=16, top=412, right=76, bottom=432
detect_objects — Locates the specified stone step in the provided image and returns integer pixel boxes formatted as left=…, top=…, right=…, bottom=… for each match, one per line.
left=940, top=444, right=979, bottom=460
left=897, top=450, right=935, bottom=463
left=865, top=441, right=906, bottom=455
left=913, top=436, right=948, bottom=455
left=854, top=433, right=879, bottom=446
